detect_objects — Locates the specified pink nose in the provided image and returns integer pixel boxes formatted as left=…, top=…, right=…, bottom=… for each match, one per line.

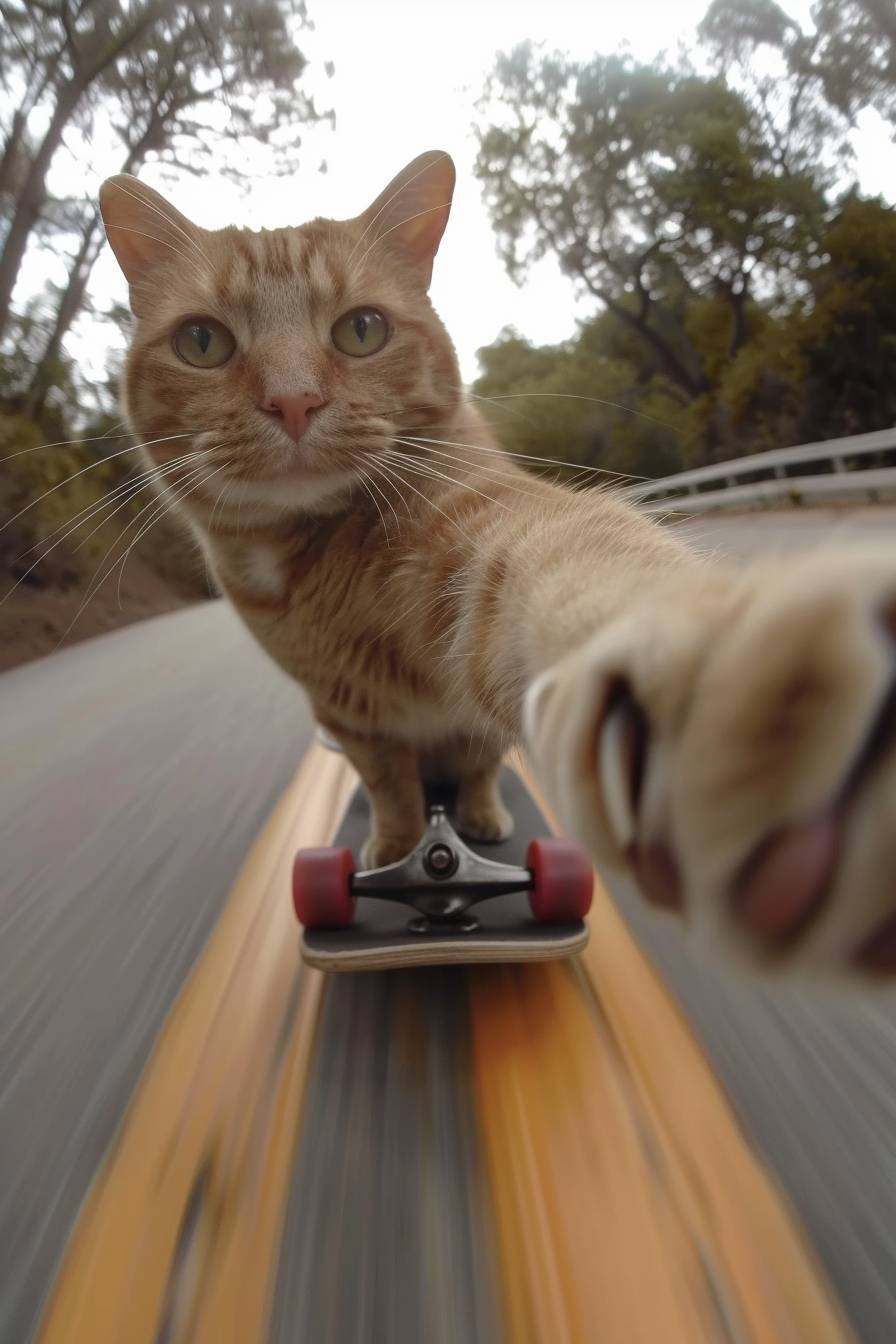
left=262, top=391, right=325, bottom=441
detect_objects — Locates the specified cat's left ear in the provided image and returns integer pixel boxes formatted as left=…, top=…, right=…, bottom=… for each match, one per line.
left=99, top=174, right=203, bottom=310
left=356, top=151, right=455, bottom=287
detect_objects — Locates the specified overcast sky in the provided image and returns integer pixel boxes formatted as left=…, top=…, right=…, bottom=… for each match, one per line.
left=40, top=0, right=896, bottom=383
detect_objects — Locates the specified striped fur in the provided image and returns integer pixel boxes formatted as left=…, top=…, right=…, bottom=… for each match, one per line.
left=99, top=156, right=896, bottom=981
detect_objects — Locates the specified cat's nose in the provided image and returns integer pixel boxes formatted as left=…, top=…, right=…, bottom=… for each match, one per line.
left=261, top=392, right=325, bottom=441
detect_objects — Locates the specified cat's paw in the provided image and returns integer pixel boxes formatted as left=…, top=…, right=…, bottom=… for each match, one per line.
left=457, top=797, right=514, bottom=844
left=455, top=767, right=514, bottom=842
left=524, top=549, right=896, bottom=980
left=361, top=833, right=418, bottom=869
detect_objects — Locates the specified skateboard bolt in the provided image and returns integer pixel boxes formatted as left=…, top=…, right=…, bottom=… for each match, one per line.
left=424, top=842, right=457, bottom=879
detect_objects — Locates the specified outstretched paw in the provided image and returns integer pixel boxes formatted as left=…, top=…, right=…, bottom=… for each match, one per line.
left=525, top=550, right=896, bottom=980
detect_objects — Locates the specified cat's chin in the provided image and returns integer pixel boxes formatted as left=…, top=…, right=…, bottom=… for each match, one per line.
left=226, top=468, right=358, bottom=516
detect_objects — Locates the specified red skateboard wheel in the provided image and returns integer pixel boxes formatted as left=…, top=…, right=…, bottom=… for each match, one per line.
left=292, top=847, right=356, bottom=928
left=527, top=838, right=593, bottom=922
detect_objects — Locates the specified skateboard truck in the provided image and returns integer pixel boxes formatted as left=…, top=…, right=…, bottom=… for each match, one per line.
left=293, top=801, right=594, bottom=933
left=354, top=805, right=533, bottom=934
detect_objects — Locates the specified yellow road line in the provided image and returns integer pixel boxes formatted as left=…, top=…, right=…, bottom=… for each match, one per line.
left=41, top=745, right=851, bottom=1343
left=471, top=757, right=851, bottom=1343
left=39, top=742, right=355, bottom=1344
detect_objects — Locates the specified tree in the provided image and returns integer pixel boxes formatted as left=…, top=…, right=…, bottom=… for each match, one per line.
left=700, top=0, right=896, bottom=138
left=474, top=195, right=896, bottom=474
left=778, top=196, right=896, bottom=441
left=473, top=320, right=690, bottom=482
left=0, top=0, right=322, bottom=344
left=475, top=44, right=826, bottom=425
left=19, top=1, right=328, bottom=416
left=0, top=0, right=178, bottom=337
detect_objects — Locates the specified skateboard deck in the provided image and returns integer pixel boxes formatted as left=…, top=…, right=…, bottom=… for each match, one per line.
left=300, top=765, right=591, bottom=972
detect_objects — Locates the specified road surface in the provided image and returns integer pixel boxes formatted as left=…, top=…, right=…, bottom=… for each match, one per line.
left=2, top=505, right=895, bottom=1342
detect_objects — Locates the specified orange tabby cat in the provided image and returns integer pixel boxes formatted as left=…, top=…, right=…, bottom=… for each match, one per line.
left=100, top=151, right=896, bottom=977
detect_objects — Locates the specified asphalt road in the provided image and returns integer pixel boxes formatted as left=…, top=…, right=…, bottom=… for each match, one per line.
left=2, top=505, right=896, bottom=1342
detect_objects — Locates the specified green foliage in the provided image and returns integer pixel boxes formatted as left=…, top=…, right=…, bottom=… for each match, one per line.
left=474, top=1, right=896, bottom=477
left=793, top=197, right=896, bottom=439
left=476, top=42, right=827, bottom=405
left=1, top=415, right=133, bottom=591
left=701, top=0, right=896, bottom=134
left=474, top=324, right=689, bottom=483
left=475, top=196, right=896, bottom=474
left=0, top=415, right=208, bottom=598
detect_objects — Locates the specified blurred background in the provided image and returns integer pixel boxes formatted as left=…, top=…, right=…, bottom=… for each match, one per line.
left=3, top=6, right=896, bottom=1344
left=1, top=0, right=894, bottom=667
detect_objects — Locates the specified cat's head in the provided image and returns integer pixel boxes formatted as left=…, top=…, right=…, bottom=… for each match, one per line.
left=99, top=151, right=461, bottom=520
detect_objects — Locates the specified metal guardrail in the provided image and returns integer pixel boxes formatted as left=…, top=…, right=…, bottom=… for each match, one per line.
left=629, top=427, right=896, bottom=513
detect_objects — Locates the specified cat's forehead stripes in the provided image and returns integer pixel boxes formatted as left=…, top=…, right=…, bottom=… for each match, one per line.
left=212, top=223, right=351, bottom=326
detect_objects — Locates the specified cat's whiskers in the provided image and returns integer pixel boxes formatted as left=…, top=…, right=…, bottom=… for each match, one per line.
left=115, top=462, right=227, bottom=606
left=353, top=466, right=393, bottom=542
left=381, top=446, right=513, bottom=515
left=405, top=430, right=636, bottom=494
left=2, top=451, right=208, bottom=604
left=16, top=451, right=198, bottom=560
left=69, top=454, right=204, bottom=561
left=413, top=440, right=604, bottom=496
left=389, top=436, right=571, bottom=502
left=398, top=433, right=653, bottom=490
left=0, top=432, right=197, bottom=538
left=54, top=459, right=219, bottom=649
left=208, top=477, right=238, bottom=533
left=203, top=478, right=238, bottom=591
left=466, top=391, right=538, bottom=426
left=1, top=423, right=129, bottom=462
left=371, top=456, right=473, bottom=541
left=364, top=459, right=415, bottom=524
left=364, top=466, right=404, bottom=534
left=466, top=390, right=677, bottom=434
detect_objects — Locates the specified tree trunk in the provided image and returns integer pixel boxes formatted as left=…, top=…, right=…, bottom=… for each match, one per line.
left=597, top=287, right=708, bottom=396
left=22, top=85, right=177, bottom=416
left=0, top=0, right=179, bottom=342
left=728, top=286, right=749, bottom=357
left=0, top=109, right=28, bottom=203
left=0, top=80, right=84, bottom=342
left=23, top=214, right=104, bottom=417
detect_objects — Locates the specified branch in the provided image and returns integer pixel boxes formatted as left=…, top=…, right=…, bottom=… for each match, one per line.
left=631, top=237, right=664, bottom=323
left=80, top=0, right=180, bottom=89
left=58, top=0, right=79, bottom=72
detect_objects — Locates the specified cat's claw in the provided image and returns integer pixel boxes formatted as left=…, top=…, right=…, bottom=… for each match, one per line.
left=525, top=550, right=896, bottom=980
left=597, top=688, right=645, bottom=852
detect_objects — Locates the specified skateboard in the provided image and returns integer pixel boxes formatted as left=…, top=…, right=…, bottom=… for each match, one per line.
left=292, top=757, right=593, bottom=972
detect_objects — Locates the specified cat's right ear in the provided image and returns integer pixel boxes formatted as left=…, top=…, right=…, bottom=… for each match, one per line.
left=99, top=175, right=202, bottom=305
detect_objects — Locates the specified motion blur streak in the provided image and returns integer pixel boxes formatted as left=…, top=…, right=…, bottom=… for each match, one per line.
left=469, top=761, right=849, bottom=1343
left=37, top=744, right=849, bottom=1343
left=37, top=750, right=353, bottom=1344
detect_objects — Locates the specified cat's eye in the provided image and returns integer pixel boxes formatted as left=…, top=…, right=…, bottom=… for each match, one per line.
left=172, top=317, right=236, bottom=368
left=331, top=307, right=390, bottom=358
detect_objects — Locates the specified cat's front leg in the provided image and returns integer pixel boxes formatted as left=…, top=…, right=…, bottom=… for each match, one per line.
left=419, top=739, right=514, bottom=842
left=523, top=549, right=896, bottom=980
left=323, top=727, right=426, bottom=868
